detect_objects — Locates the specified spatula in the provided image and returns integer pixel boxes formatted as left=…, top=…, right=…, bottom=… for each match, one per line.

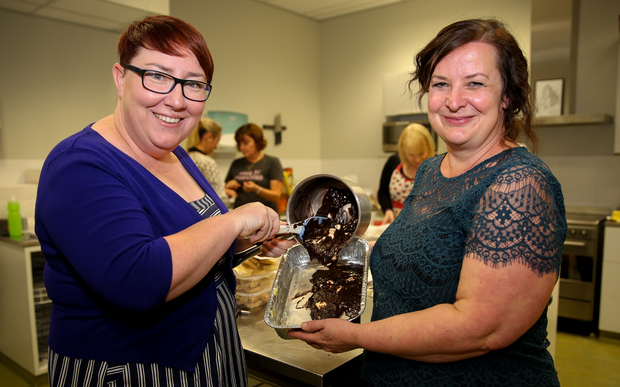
left=232, top=216, right=330, bottom=267
left=278, top=216, right=330, bottom=240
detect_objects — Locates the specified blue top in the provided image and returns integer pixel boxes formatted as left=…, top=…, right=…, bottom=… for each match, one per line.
left=363, top=147, right=566, bottom=386
left=35, top=126, right=236, bottom=372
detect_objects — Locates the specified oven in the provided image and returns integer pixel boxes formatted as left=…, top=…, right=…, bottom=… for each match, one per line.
left=382, top=114, right=438, bottom=153
left=558, top=206, right=608, bottom=334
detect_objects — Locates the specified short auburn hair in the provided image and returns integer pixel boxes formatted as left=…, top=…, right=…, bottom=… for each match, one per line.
left=235, top=123, right=267, bottom=151
left=118, top=15, right=214, bottom=83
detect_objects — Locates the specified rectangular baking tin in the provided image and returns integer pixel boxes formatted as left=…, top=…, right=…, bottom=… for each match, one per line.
left=264, top=236, right=369, bottom=339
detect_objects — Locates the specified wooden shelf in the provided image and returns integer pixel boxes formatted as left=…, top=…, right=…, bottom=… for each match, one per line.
left=535, top=114, right=614, bottom=127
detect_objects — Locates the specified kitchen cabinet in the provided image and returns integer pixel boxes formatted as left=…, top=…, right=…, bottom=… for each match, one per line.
left=534, top=114, right=613, bottom=127
left=0, top=237, right=48, bottom=375
left=599, top=222, right=620, bottom=337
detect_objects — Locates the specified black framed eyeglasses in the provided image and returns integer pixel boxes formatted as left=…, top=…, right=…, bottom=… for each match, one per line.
left=122, top=63, right=212, bottom=102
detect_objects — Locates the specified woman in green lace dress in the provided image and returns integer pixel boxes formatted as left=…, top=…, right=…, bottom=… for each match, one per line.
left=285, top=18, right=567, bottom=386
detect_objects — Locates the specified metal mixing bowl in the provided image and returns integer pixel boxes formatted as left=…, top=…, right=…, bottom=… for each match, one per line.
left=286, top=174, right=371, bottom=244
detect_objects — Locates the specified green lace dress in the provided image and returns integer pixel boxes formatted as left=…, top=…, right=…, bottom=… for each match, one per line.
left=363, top=147, right=566, bottom=386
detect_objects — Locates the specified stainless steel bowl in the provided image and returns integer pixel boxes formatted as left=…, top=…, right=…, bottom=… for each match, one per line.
left=286, top=174, right=371, bottom=245
left=232, top=174, right=371, bottom=267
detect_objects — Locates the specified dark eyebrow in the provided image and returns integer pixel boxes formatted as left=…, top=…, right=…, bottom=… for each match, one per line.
left=145, top=63, right=205, bottom=80
left=465, top=73, right=489, bottom=80
left=431, top=73, right=490, bottom=81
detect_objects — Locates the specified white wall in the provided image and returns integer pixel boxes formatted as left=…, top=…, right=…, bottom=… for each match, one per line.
left=0, top=0, right=618, bottom=210
left=537, top=0, right=620, bottom=210
left=0, top=0, right=532, bottom=164
left=0, top=10, right=119, bottom=159
left=0, top=0, right=322, bottom=162
left=173, top=0, right=322, bottom=161
left=318, top=0, right=532, bottom=162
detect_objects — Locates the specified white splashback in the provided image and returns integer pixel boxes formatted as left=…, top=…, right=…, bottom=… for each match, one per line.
left=213, top=153, right=388, bottom=201
left=0, top=159, right=44, bottom=234
left=0, top=159, right=44, bottom=184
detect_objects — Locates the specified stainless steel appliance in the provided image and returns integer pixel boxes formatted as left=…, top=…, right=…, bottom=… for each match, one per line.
left=558, top=206, right=609, bottom=334
left=382, top=114, right=435, bottom=153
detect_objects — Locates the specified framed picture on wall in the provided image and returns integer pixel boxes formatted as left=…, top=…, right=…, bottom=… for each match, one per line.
left=535, top=78, right=564, bottom=117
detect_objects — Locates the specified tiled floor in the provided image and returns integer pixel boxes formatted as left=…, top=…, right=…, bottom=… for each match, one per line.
left=555, top=332, right=620, bottom=386
left=2, top=332, right=619, bottom=386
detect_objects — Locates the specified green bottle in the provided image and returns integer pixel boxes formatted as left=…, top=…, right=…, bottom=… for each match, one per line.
left=8, top=197, right=22, bottom=239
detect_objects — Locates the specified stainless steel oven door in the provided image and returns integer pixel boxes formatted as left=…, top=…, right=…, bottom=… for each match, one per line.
left=559, top=233, right=597, bottom=321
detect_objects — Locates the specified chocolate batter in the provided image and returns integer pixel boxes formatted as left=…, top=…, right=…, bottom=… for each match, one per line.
left=293, top=186, right=363, bottom=320
left=305, top=263, right=363, bottom=320
left=299, top=187, right=358, bottom=266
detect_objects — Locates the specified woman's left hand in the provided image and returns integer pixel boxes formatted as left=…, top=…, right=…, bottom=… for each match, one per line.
left=243, top=181, right=259, bottom=193
left=287, top=318, right=359, bottom=353
left=260, top=237, right=296, bottom=257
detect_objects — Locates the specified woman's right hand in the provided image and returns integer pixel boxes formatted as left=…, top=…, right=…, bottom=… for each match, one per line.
left=225, top=188, right=237, bottom=198
left=260, top=237, right=296, bottom=257
left=226, top=179, right=241, bottom=190
left=229, top=202, right=280, bottom=243
left=165, top=202, right=279, bottom=301
left=382, top=209, right=395, bottom=225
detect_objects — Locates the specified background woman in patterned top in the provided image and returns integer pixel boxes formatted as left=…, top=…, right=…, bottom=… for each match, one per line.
left=377, top=123, right=436, bottom=225
left=282, top=18, right=567, bottom=386
left=187, top=117, right=235, bottom=202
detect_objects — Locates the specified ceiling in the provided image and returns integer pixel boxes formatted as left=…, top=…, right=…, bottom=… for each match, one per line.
left=0, top=0, right=408, bottom=32
left=252, top=0, right=409, bottom=21
left=0, top=0, right=167, bottom=32
left=0, top=0, right=568, bottom=43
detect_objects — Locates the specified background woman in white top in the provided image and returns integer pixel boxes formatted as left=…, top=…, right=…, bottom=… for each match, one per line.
left=187, top=117, right=235, bottom=201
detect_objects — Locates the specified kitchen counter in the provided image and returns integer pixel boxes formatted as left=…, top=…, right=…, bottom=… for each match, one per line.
left=605, top=220, right=620, bottom=228
left=237, top=294, right=373, bottom=387
left=0, top=233, right=39, bottom=248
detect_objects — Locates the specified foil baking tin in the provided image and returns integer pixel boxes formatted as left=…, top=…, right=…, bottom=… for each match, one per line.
left=263, top=236, right=369, bottom=339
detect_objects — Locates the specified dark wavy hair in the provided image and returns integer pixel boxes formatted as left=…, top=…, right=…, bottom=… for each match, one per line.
left=410, top=18, right=538, bottom=153
left=235, top=123, right=267, bottom=151
left=118, top=15, right=214, bottom=83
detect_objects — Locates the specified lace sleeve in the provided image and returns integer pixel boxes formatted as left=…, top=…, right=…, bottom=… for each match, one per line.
left=464, top=164, right=566, bottom=276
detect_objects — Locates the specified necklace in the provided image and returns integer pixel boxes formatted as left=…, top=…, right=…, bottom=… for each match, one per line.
left=246, top=153, right=264, bottom=171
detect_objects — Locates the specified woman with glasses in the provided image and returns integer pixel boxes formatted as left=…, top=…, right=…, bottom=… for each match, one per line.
left=35, top=15, right=289, bottom=387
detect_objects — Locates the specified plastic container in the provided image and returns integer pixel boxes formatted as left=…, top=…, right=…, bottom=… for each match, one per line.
left=233, top=256, right=281, bottom=278
left=233, top=256, right=280, bottom=309
left=235, top=288, right=271, bottom=310
left=7, top=197, right=22, bottom=239
left=236, top=272, right=276, bottom=294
